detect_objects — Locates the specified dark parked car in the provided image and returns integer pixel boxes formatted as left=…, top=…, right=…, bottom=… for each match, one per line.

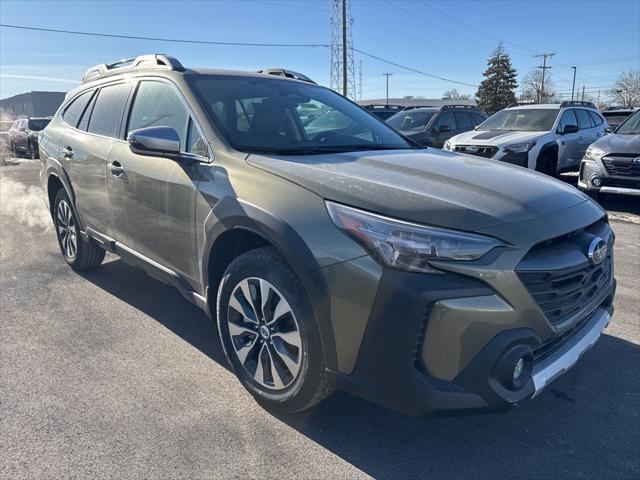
left=362, top=104, right=405, bottom=120
left=8, top=116, right=51, bottom=159
left=387, top=105, right=487, bottom=148
left=41, top=54, right=615, bottom=416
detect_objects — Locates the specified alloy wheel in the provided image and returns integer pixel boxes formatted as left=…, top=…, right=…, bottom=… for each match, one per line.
left=227, top=277, right=303, bottom=390
left=56, top=199, right=77, bottom=259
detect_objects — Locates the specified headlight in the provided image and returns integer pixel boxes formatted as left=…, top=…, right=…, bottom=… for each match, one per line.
left=503, top=141, right=537, bottom=154
left=326, top=201, right=505, bottom=274
left=584, top=147, right=605, bottom=160
left=443, top=140, right=452, bottom=151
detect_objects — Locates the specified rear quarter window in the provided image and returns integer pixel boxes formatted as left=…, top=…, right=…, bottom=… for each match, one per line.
left=588, top=110, right=604, bottom=127
left=575, top=109, right=594, bottom=130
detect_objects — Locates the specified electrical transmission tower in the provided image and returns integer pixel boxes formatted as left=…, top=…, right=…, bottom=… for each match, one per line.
left=330, top=0, right=356, bottom=99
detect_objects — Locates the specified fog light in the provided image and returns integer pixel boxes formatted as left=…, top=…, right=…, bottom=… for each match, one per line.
left=513, top=358, right=525, bottom=382
left=591, top=176, right=602, bottom=187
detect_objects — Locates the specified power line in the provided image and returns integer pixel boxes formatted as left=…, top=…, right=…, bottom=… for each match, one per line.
left=0, top=23, right=329, bottom=48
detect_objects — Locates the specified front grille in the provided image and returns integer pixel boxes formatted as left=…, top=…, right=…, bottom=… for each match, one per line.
left=602, top=154, right=640, bottom=177
left=602, top=177, right=640, bottom=189
left=532, top=309, right=595, bottom=362
left=454, top=145, right=498, bottom=158
left=516, top=221, right=614, bottom=326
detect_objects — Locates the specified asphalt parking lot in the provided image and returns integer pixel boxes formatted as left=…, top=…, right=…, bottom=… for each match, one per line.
left=1, top=162, right=639, bottom=479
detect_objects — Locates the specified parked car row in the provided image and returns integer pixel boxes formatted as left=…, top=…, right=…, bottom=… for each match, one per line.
left=383, top=101, right=638, bottom=197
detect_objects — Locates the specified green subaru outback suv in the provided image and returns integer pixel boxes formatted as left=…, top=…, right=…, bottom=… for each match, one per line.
left=40, top=54, right=615, bottom=415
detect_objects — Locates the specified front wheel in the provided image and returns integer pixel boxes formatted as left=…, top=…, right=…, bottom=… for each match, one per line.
left=53, top=189, right=105, bottom=271
left=216, top=247, right=333, bottom=413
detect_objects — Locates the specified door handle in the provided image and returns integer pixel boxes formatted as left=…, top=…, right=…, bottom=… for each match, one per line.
left=63, top=146, right=73, bottom=159
left=109, top=161, right=125, bottom=177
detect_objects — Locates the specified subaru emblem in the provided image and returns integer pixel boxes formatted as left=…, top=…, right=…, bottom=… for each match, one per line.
left=633, top=157, right=640, bottom=165
left=588, top=237, right=607, bottom=265
left=467, top=146, right=479, bottom=153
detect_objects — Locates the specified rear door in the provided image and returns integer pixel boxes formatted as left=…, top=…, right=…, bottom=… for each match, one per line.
left=60, top=82, right=131, bottom=236
left=575, top=108, right=598, bottom=158
left=107, top=78, right=208, bottom=286
left=556, top=109, right=580, bottom=167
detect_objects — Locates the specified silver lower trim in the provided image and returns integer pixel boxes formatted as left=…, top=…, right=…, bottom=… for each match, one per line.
left=531, top=307, right=610, bottom=397
left=598, top=186, right=640, bottom=196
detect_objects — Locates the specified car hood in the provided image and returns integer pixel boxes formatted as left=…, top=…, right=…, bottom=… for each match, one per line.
left=591, top=133, right=640, bottom=154
left=248, top=149, right=588, bottom=231
left=451, top=129, right=542, bottom=147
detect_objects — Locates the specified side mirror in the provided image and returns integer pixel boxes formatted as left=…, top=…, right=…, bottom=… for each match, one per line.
left=562, top=124, right=579, bottom=135
left=604, top=126, right=614, bottom=134
left=128, top=126, right=180, bottom=158
left=438, top=125, right=451, bottom=133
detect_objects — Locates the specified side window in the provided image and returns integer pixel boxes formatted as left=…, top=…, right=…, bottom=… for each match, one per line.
left=187, top=120, right=208, bottom=157
left=575, top=109, right=594, bottom=130
left=88, top=83, right=130, bottom=138
left=77, top=92, right=97, bottom=132
left=127, top=81, right=189, bottom=148
left=435, top=112, right=456, bottom=131
left=557, top=109, right=578, bottom=132
left=62, top=90, right=94, bottom=127
left=588, top=110, right=603, bottom=127
left=454, top=111, right=473, bottom=130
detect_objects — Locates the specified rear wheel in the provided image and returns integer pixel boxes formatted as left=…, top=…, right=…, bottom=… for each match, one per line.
left=53, top=189, right=105, bottom=271
left=217, top=247, right=333, bottom=413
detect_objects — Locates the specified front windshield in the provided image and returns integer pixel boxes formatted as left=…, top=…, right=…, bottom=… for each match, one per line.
left=28, top=119, right=50, bottom=131
left=192, top=75, right=411, bottom=154
left=616, top=110, right=640, bottom=135
left=478, top=108, right=559, bottom=132
left=387, top=110, right=436, bottom=131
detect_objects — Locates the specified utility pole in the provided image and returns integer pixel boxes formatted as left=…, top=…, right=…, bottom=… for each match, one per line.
left=383, top=72, right=393, bottom=104
left=581, top=84, right=585, bottom=102
left=570, top=66, right=577, bottom=101
left=535, top=52, right=555, bottom=103
left=341, top=0, right=347, bottom=96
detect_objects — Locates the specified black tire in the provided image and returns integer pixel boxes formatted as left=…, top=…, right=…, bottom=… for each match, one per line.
left=536, top=152, right=558, bottom=177
left=216, top=246, right=333, bottom=413
left=53, top=189, right=105, bottom=271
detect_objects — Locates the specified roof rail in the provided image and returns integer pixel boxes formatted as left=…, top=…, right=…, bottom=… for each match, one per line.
left=257, top=68, right=316, bottom=84
left=363, top=104, right=404, bottom=110
left=81, top=54, right=185, bottom=84
left=560, top=100, right=596, bottom=109
left=441, top=104, right=479, bottom=111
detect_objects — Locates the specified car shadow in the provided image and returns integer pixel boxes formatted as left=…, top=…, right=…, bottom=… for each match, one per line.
left=80, top=257, right=640, bottom=479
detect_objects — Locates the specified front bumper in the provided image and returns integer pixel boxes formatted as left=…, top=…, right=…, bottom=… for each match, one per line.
left=579, top=159, right=640, bottom=195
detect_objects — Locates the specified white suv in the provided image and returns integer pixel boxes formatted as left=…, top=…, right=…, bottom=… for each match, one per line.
left=443, top=102, right=608, bottom=175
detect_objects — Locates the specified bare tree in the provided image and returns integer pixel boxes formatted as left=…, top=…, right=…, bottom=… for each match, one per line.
left=442, top=88, right=470, bottom=100
left=521, top=69, right=557, bottom=104
left=609, top=70, right=640, bottom=108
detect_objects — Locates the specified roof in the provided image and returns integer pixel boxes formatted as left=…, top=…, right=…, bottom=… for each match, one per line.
left=358, top=98, right=477, bottom=108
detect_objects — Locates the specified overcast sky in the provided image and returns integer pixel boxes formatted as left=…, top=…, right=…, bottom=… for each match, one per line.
left=1, top=0, right=639, bottom=100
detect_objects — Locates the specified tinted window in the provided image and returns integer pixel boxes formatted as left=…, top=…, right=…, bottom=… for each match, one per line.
left=77, top=93, right=97, bottom=132
left=28, top=119, right=50, bottom=131
left=387, top=110, right=436, bottom=131
left=88, top=83, right=130, bottom=138
left=187, top=120, right=208, bottom=157
left=128, top=81, right=189, bottom=148
left=454, top=111, right=473, bottom=129
left=435, top=112, right=456, bottom=130
left=557, top=109, right=578, bottom=132
left=62, top=90, right=93, bottom=127
left=588, top=110, right=603, bottom=126
left=575, top=109, right=594, bottom=130
left=471, top=113, right=486, bottom=125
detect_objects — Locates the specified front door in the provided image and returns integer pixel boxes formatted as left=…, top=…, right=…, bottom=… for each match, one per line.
left=556, top=109, right=580, bottom=168
left=107, top=79, right=209, bottom=286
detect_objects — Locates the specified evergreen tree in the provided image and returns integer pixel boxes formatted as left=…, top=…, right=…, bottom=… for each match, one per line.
left=476, top=43, right=518, bottom=113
